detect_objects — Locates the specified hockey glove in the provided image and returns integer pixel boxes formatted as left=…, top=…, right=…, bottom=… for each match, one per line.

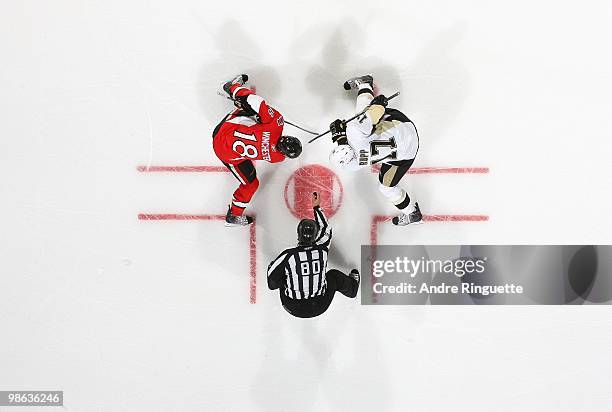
left=330, top=119, right=348, bottom=145
left=370, top=94, right=388, bottom=107
left=235, top=95, right=259, bottom=118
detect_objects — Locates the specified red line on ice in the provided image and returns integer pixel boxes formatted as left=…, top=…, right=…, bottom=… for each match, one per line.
left=370, top=165, right=489, bottom=174
left=138, top=213, right=257, bottom=304
left=137, top=213, right=225, bottom=220
left=369, top=213, right=489, bottom=245
left=409, top=167, right=489, bottom=174
left=137, top=165, right=489, bottom=174
left=137, top=165, right=228, bottom=173
left=249, top=222, right=257, bottom=304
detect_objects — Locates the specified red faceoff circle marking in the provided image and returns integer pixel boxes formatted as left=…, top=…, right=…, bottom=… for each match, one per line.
left=284, top=164, right=343, bottom=220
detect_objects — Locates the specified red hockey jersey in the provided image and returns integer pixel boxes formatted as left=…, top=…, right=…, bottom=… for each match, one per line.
left=213, top=85, right=286, bottom=164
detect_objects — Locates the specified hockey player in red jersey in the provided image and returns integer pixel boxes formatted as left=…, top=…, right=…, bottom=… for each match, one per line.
left=213, top=74, right=302, bottom=226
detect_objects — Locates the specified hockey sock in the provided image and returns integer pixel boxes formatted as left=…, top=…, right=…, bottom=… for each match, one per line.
left=356, top=85, right=374, bottom=113
left=231, top=198, right=248, bottom=216
left=357, top=83, right=374, bottom=96
left=230, top=204, right=244, bottom=216
left=230, top=177, right=259, bottom=216
left=378, top=184, right=411, bottom=210
left=395, top=195, right=413, bottom=211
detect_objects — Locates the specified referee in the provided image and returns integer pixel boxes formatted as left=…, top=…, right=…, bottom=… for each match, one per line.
left=267, top=192, right=360, bottom=318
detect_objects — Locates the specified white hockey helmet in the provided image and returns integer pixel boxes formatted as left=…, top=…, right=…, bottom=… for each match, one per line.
left=329, top=145, right=356, bottom=166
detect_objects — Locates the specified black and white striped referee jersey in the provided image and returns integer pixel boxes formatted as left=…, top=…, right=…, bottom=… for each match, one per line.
left=267, top=206, right=332, bottom=299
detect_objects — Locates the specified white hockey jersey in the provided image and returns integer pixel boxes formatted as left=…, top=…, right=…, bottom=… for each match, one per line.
left=339, top=109, right=419, bottom=171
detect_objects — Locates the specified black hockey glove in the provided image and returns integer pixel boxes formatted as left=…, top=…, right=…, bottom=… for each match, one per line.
left=370, top=94, right=388, bottom=107
left=234, top=95, right=259, bottom=119
left=330, top=119, right=348, bottom=145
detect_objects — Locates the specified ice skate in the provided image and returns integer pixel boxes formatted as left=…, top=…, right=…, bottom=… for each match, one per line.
left=220, top=73, right=249, bottom=97
left=343, top=74, right=374, bottom=91
left=392, top=202, right=423, bottom=226
left=225, top=206, right=254, bottom=227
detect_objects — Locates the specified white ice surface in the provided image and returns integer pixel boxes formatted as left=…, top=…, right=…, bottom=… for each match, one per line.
left=1, top=0, right=612, bottom=411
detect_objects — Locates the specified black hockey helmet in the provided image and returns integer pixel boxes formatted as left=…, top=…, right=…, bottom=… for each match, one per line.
left=277, top=135, right=302, bottom=159
left=297, top=219, right=319, bottom=245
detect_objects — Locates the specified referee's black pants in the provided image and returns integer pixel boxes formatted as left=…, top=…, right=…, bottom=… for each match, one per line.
left=280, top=269, right=359, bottom=319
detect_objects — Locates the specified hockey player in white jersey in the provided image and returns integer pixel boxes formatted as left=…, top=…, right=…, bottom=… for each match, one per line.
left=329, top=75, right=423, bottom=226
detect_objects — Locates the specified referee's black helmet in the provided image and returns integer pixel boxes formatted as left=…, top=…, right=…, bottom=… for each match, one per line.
left=297, top=219, right=319, bottom=245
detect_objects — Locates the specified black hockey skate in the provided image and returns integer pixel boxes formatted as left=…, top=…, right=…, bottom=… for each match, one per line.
left=343, top=75, right=374, bottom=91
left=225, top=206, right=254, bottom=227
left=392, top=202, right=423, bottom=226
left=221, top=74, right=249, bottom=97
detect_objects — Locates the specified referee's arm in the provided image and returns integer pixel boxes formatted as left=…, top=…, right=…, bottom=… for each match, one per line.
left=267, top=250, right=289, bottom=290
left=313, top=193, right=332, bottom=248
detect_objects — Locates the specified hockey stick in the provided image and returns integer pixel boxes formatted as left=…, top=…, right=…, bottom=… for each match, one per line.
left=283, top=120, right=319, bottom=136
left=217, top=90, right=319, bottom=136
left=307, top=91, right=401, bottom=144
